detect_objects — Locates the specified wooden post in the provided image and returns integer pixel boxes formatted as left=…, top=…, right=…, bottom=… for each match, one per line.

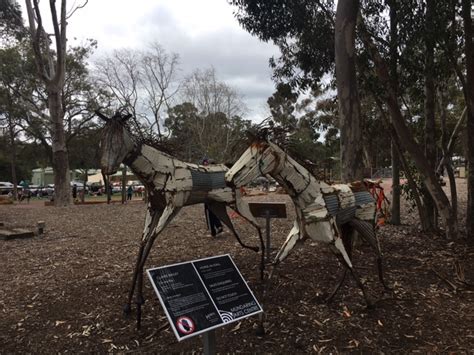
left=37, top=221, right=45, bottom=235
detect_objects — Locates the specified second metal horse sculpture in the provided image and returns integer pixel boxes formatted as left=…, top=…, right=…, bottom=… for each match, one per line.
left=226, top=138, right=390, bottom=306
left=98, top=111, right=264, bottom=328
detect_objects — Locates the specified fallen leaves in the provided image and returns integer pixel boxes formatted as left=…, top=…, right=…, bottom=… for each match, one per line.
left=0, top=187, right=472, bottom=353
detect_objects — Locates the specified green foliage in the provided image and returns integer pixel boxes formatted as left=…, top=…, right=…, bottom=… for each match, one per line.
left=0, top=138, right=45, bottom=182
left=68, top=125, right=103, bottom=170
left=165, top=102, right=252, bottom=163
left=399, top=162, right=425, bottom=214
left=0, top=38, right=107, bottom=166
left=0, top=0, right=25, bottom=41
left=231, top=0, right=335, bottom=89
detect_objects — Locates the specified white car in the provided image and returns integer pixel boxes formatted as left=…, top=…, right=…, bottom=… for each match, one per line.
left=0, top=182, right=22, bottom=195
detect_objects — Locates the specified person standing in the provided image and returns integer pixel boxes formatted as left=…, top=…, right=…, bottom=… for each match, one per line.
left=127, top=185, right=133, bottom=201
left=72, top=184, right=78, bottom=202
left=202, top=158, right=224, bottom=237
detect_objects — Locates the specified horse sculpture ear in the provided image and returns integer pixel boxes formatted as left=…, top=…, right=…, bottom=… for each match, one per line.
left=95, top=110, right=110, bottom=121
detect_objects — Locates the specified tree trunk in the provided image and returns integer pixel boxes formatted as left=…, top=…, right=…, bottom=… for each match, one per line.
left=437, top=108, right=467, bottom=174
left=121, top=165, right=126, bottom=204
left=8, top=116, right=18, bottom=200
left=82, top=169, right=88, bottom=203
left=360, top=19, right=458, bottom=239
left=461, top=0, right=474, bottom=240
left=423, top=0, right=437, bottom=230
left=335, top=0, right=364, bottom=182
left=388, top=0, right=400, bottom=225
left=391, top=143, right=401, bottom=224
left=25, top=0, right=70, bottom=207
left=48, top=88, right=71, bottom=207
left=392, top=129, right=431, bottom=230
left=439, top=88, right=458, bottom=220
left=373, top=94, right=430, bottom=229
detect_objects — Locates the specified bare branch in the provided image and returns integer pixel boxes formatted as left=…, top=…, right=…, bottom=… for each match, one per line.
left=66, top=0, right=88, bottom=20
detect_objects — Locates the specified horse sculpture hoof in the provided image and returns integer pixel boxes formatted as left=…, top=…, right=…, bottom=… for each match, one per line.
left=255, top=324, right=265, bottom=336
left=366, top=302, right=375, bottom=310
left=123, top=304, right=132, bottom=317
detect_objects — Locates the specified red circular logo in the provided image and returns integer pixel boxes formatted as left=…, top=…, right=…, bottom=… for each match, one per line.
left=176, top=316, right=195, bottom=335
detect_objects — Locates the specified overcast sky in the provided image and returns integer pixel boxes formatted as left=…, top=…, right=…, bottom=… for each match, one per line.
left=22, top=0, right=280, bottom=121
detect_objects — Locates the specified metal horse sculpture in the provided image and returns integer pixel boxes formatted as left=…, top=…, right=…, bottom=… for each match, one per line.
left=98, top=111, right=264, bottom=328
left=226, top=138, right=390, bottom=306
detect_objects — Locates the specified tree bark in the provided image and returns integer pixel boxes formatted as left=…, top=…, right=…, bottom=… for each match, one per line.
left=439, top=89, right=457, bottom=219
left=360, top=18, right=458, bottom=239
left=8, top=115, right=18, bottom=200
left=121, top=165, right=126, bottom=204
left=335, top=0, right=364, bottom=182
left=48, top=88, right=71, bottom=206
left=81, top=169, right=87, bottom=203
left=461, top=0, right=474, bottom=240
left=436, top=108, right=467, bottom=174
left=373, top=94, right=431, bottom=229
left=423, top=0, right=437, bottom=230
left=25, top=0, right=70, bottom=207
left=388, top=0, right=400, bottom=225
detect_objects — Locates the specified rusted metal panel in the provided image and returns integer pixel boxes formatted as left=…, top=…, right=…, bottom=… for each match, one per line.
left=323, top=194, right=339, bottom=216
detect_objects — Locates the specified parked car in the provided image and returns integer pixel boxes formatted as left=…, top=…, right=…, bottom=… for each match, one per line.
left=70, top=181, right=88, bottom=193
left=0, top=182, right=22, bottom=195
left=88, top=182, right=104, bottom=195
left=29, top=185, right=40, bottom=197
left=44, top=184, right=55, bottom=196
left=111, top=184, right=122, bottom=194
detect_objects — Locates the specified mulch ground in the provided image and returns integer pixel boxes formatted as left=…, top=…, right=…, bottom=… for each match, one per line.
left=0, top=180, right=473, bottom=353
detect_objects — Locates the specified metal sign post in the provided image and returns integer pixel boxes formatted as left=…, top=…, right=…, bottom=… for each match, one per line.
left=265, top=210, right=272, bottom=261
left=249, top=202, right=287, bottom=262
left=203, top=329, right=216, bottom=355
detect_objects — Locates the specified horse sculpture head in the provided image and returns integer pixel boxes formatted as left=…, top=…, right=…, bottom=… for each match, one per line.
left=97, top=111, right=135, bottom=175
left=225, top=138, right=283, bottom=187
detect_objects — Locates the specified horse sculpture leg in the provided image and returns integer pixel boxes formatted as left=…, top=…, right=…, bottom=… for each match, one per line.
left=329, top=222, right=373, bottom=308
left=124, top=206, right=163, bottom=316
left=207, top=201, right=260, bottom=252
left=127, top=204, right=180, bottom=329
left=136, top=205, right=181, bottom=329
left=232, top=192, right=266, bottom=280
left=326, top=224, right=355, bottom=303
left=348, top=219, right=391, bottom=292
left=336, top=253, right=374, bottom=308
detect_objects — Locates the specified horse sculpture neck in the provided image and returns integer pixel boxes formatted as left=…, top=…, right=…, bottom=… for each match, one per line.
left=262, top=142, right=330, bottom=208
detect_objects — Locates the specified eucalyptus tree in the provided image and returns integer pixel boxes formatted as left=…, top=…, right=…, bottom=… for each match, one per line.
left=460, top=0, right=474, bottom=240
left=24, top=0, right=88, bottom=206
left=0, top=0, right=25, bottom=41
left=93, top=44, right=180, bottom=139
left=165, top=102, right=252, bottom=164
left=231, top=0, right=469, bottom=239
left=176, top=67, right=249, bottom=161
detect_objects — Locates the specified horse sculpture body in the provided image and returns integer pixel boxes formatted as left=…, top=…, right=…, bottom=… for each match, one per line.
left=98, top=112, right=263, bottom=328
left=225, top=139, right=390, bottom=305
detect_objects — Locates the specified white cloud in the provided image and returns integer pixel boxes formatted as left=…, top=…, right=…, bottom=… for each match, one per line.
left=21, top=0, right=279, bottom=121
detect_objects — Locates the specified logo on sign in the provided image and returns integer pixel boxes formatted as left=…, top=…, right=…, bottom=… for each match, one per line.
left=218, top=310, right=234, bottom=323
left=176, top=316, right=196, bottom=335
